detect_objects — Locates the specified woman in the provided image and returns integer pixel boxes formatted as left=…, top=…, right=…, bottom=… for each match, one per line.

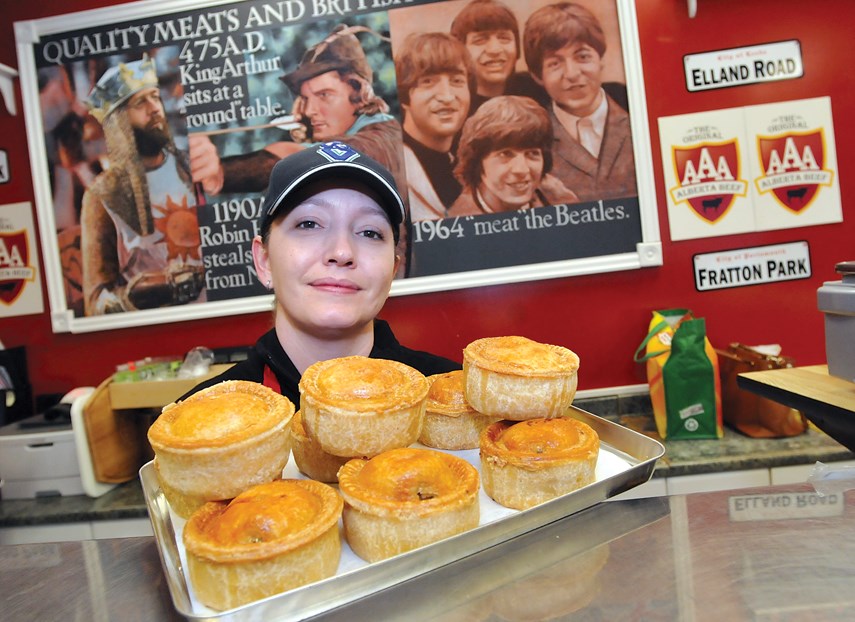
left=448, top=95, right=579, bottom=216
left=185, top=141, right=459, bottom=406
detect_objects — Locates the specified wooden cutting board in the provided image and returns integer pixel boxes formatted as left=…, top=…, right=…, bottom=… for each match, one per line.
left=82, top=377, right=147, bottom=484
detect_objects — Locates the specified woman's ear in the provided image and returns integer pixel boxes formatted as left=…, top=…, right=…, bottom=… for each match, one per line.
left=251, top=236, right=271, bottom=288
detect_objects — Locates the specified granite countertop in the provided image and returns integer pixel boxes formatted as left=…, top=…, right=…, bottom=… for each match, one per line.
left=579, top=393, right=855, bottom=477
left=0, top=478, right=146, bottom=527
left=1, top=394, right=852, bottom=529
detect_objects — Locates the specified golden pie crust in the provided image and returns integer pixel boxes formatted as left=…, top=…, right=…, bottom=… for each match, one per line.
left=480, top=417, right=599, bottom=510
left=463, top=336, right=580, bottom=420
left=148, top=380, right=295, bottom=518
left=338, top=447, right=480, bottom=562
left=299, top=356, right=429, bottom=457
left=291, top=410, right=353, bottom=483
left=420, top=370, right=502, bottom=450
left=183, top=479, right=343, bottom=611
left=153, top=458, right=209, bottom=519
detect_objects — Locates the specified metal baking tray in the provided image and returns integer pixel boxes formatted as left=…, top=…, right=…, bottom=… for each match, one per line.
left=140, top=407, right=665, bottom=621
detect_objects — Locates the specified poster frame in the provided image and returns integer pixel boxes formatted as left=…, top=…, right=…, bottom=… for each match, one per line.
left=15, top=0, right=661, bottom=334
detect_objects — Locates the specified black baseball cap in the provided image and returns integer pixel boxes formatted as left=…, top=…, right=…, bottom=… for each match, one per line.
left=260, top=141, right=406, bottom=236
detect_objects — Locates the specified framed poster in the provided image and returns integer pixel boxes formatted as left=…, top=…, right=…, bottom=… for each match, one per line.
left=15, top=0, right=660, bottom=333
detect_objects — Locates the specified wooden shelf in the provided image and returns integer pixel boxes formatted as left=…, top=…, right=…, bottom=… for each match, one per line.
left=738, top=365, right=855, bottom=451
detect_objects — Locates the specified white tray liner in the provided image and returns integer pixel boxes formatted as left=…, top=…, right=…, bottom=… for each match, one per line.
left=168, top=443, right=633, bottom=616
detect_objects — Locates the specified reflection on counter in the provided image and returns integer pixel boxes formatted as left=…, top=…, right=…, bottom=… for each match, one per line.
left=0, top=538, right=183, bottom=621
left=685, top=488, right=855, bottom=620
left=315, top=484, right=855, bottom=621
left=319, top=496, right=674, bottom=622
left=728, top=489, right=844, bottom=521
left=446, top=543, right=611, bottom=622
left=2, top=484, right=854, bottom=621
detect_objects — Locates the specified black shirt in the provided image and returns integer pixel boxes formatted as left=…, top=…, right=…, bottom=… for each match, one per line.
left=402, top=131, right=462, bottom=208
left=182, top=320, right=461, bottom=408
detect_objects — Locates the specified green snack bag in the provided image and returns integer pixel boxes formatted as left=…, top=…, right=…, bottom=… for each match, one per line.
left=662, top=318, right=723, bottom=439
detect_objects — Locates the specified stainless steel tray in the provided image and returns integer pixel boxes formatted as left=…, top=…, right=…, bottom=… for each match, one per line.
left=140, top=407, right=665, bottom=621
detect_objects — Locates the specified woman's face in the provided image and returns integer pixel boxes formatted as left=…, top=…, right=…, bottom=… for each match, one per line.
left=254, top=181, right=398, bottom=337
left=478, top=147, right=545, bottom=211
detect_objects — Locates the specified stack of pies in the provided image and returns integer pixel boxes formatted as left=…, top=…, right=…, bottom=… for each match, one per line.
left=147, top=380, right=295, bottom=518
left=146, top=337, right=599, bottom=609
left=183, top=479, right=343, bottom=610
left=299, top=356, right=430, bottom=457
left=420, top=370, right=502, bottom=450
left=457, top=335, right=598, bottom=510
left=338, top=447, right=480, bottom=562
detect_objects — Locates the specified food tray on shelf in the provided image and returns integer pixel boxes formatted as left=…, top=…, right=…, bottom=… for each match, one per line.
left=140, top=406, right=665, bottom=621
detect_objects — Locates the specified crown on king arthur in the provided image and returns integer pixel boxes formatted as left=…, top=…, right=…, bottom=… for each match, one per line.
left=86, top=54, right=159, bottom=123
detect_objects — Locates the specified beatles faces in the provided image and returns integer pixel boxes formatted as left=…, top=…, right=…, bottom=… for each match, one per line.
left=299, top=71, right=360, bottom=141
left=464, top=29, right=517, bottom=95
left=478, top=147, right=545, bottom=212
left=536, top=41, right=604, bottom=118
left=403, top=68, right=471, bottom=151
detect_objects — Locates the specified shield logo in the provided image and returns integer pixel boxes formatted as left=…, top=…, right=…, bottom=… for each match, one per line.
left=316, top=141, right=360, bottom=163
left=756, top=130, right=825, bottom=213
left=671, top=140, right=743, bottom=223
left=0, top=230, right=30, bottom=305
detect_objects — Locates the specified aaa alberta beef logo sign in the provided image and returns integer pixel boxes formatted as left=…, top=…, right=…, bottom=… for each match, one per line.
left=658, top=97, right=841, bottom=241
left=669, top=140, right=748, bottom=223
left=755, top=130, right=832, bottom=213
left=0, top=229, right=34, bottom=305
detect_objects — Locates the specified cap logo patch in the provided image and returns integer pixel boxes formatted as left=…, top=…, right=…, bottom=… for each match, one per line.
left=316, top=141, right=361, bottom=163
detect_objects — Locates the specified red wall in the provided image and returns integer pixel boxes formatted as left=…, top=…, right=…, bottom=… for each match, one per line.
left=1, top=0, right=852, bottom=400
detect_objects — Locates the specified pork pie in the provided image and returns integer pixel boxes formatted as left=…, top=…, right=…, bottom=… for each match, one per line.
left=463, top=336, right=580, bottom=419
left=480, top=417, right=599, bottom=510
left=147, top=380, right=294, bottom=518
left=338, top=447, right=480, bottom=562
left=299, top=356, right=429, bottom=457
left=183, top=479, right=343, bottom=610
left=290, top=410, right=353, bottom=483
left=420, top=370, right=502, bottom=450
